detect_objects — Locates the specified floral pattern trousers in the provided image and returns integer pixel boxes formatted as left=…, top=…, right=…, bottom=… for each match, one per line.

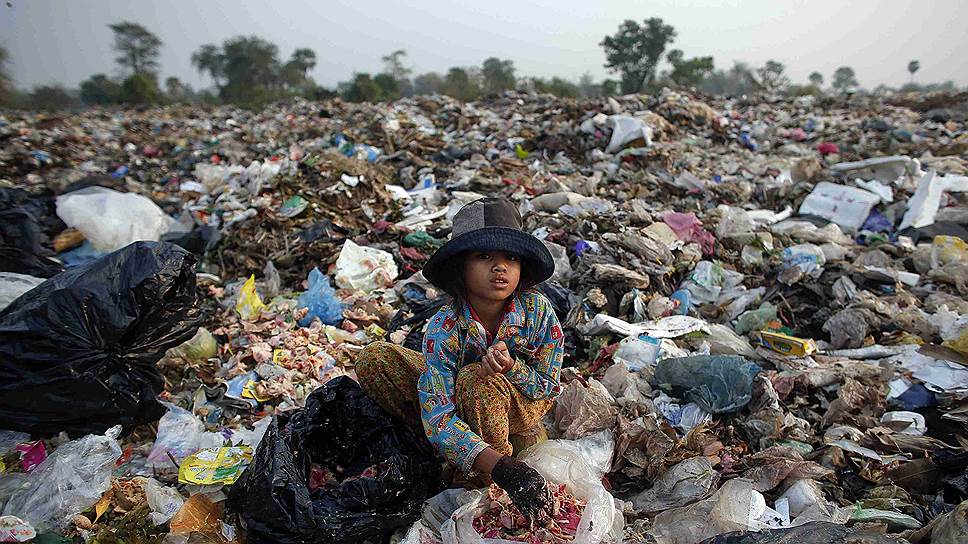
left=355, top=341, right=553, bottom=463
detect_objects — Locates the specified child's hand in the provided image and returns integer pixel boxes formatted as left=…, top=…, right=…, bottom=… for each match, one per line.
left=479, top=341, right=514, bottom=376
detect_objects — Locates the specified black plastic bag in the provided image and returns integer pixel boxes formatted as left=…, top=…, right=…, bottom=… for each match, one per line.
left=0, top=241, right=199, bottom=435
left=0, top=188, right=65, bottom=277
left=229, top=376, right=440, bottom=544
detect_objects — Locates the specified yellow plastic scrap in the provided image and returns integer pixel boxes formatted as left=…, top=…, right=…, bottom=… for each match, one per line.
left=944, top=328, right=968, bottom=357
left=178, top=446, right=253, bottom=485
left=932, top=236, right=968, bottom=266
left=235, top=275, right=265, bottom=320
left=752, top=330, right=818, bottom=356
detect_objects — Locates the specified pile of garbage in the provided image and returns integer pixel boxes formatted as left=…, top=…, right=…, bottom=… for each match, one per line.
left=1, top=88, right=968, bottom=543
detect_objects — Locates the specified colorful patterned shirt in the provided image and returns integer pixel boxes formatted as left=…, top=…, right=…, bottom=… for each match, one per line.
left=417, top=289, right=565, bottom=472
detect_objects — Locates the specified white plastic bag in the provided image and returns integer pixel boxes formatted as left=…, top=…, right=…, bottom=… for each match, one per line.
left=1, top=426, right=122, bottom=531
left=797, top=182, right=881, bottom=234
left=441, top=432, right=623, bottom=544
left=0, top=273, right=44, bottom=311
left=334, top=240, right=399, bottom=293
left=142, top=477, right=185, bottom=525
left=55, top=187, right=175, bottom=251
left=605, top=115, right=653, bottom=153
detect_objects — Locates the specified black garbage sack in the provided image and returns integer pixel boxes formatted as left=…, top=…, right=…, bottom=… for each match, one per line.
left=0, top=188, right=65, bottom=277
left=0, top=241, right=199, bottom=435
left=229, top=376, right=441, bottom=544
left=654, top=355, right=762, bottom=414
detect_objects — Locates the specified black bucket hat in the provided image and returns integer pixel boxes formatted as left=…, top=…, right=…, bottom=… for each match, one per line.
left=423, top=197, right=555, bottom=294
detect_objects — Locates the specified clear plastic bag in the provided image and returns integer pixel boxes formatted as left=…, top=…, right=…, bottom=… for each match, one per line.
left=1, top=426, right=122, bottom=531
left=146, top=403, right=224, bottom=471
left=440, top=432, right=623, bottom=544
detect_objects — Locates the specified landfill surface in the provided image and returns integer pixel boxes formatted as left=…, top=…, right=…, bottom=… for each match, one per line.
left=1, top=89, right=968, bottom=544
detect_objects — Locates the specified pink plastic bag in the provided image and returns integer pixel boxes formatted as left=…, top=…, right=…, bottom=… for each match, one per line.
left=662, top=212, right=716, bottom=255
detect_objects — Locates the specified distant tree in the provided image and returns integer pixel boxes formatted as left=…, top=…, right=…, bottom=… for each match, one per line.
left=600, top=18, right=676, bottom=94
left=481, top=57, right=516, bottom=94
left=698, top=61, right=756, bottom=96
left=577, top=73, right=599, bottom=97
left=283, top=48, right=316, bottom=87
left=120, top=73, right=161, bottom=104
left=220, top=36, right=282, bottom=104
left=539, top=77, right=580, bottom=98
left=756, top=59, right=789, bottom=92
left=80, top=74, right=121, bottom=105
left=191, top=44, right=226, bottom=87
left=382, top=49, right=413, bottom=96
left=27, top=85, right=79, bottom=111
left=444, top=67, right=480, bottom=101
left=413, top=72, right=445, bottom=95
left=832, top=66, right=858, bottom=93
left=108, top=21, right=162, bottom=76
left=0, top=45, right=11, bottom=105
left=344, top=73, right=381, bottom=102
left=600, top=79, right=618, bottom=97
left=373, top=73, right=401, bottom=101
left=165, top=76, right=188, bottom=101
left=907, top=60, right=920, bottom=83
left=808, top=72, right=824, bottom=87
left=382, top=49, right=412, bottom=81
left=666, top=49, right=715, bottom=88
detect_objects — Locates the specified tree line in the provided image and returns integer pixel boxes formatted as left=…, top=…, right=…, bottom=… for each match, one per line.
left=0, top=18, right=962, bottom=112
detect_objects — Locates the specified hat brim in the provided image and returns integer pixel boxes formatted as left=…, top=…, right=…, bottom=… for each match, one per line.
left=423, top=227, right=555, bottom=293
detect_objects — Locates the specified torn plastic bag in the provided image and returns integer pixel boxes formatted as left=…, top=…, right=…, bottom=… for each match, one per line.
left=227, top=376, right=440, bottom=544
left=441, top=432, right=623, bottom=544
left=648, top=478, right=768, bottom=544
left=1, top=426, right=121, bottom=531
left=633, top=456, right=719, bottom=514
left=654, top=355, right=761, bottom=414
left=0, top=241, right=200, bottom=435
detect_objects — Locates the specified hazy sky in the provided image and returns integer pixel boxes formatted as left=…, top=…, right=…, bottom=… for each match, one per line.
left=3, top=0, right=967, bottom=91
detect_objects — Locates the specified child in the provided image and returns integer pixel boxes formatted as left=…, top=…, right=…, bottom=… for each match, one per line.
left=356, top=196, right=564, bottom=518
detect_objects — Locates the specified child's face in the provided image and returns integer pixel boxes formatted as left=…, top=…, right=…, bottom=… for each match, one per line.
left=462, top=250, right=522, bottom=303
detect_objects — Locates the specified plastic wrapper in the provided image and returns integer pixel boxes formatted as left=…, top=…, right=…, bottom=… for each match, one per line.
left=441, top=432, right=623, bottom=544
left=298, top=267, right=345, bottom=326
left=334, top=239, right=399, bottom=293
left=1, top=426, right=121, bottom=531
left=654, top=355, right=761, bottom=414
left=647, top=478, right=768, bottom=544
left=178, top=446, right=253, bottom=485
left=55, top=186, right=175, bottom=251
left=0, top=241, right=199, bottom=435
left=227, top=376, right=439, bottom=544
